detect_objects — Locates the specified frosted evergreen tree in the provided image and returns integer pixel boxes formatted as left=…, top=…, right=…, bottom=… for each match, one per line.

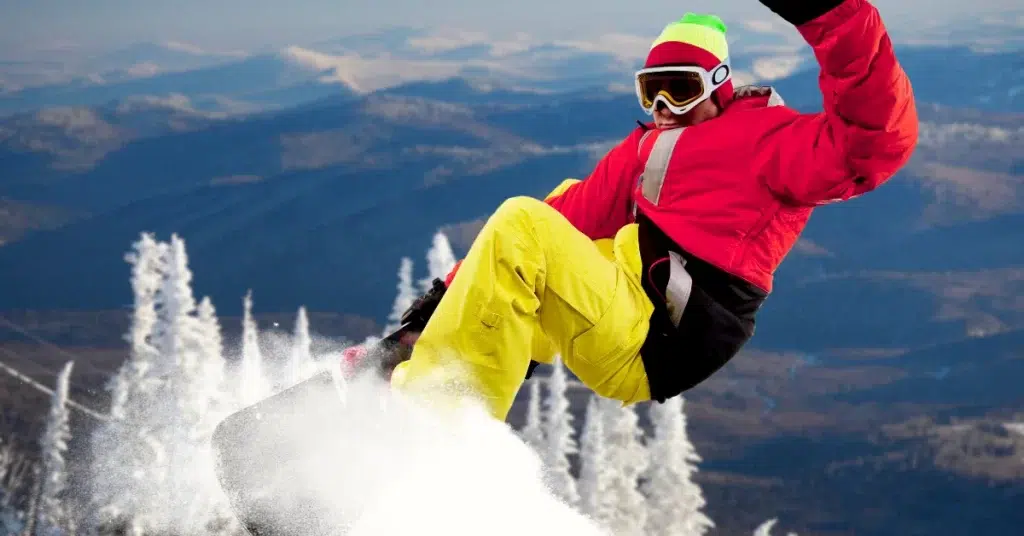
left=289, top=306, right=315, bottom=384
left=238, top=289, right=268, bottom=406
left=642, top=396, right=714, bottom=536
left=385, top=257, right=417, bottom=334
left=116, top=232, right=168, bottom=414
left=192, top=295, right=241, bottom=533
left=88, top=232, right=169, bottom=532
left=195, top=296, right=227, bottom=416
left=184, top=300, right=235, bottom=534
left=150, top=235, right=241, bottom=533
left=147, top=233, right=223, bottom=533
left=577, top=395, right=612, bottom=525
left=542, top=356, right=579, bottom=507
left=152, top=234, right=209, bottom=425
left=754, top=519, right=778, bottom=536
left=599, top=398, right=649, bottom=536
left=196, top=297, right=223, bottom=362
left=152, top=234, right=200, bottom=390
left=519, top=380, right=545, bottom=455
left=419, top=231, right=457, bottom=294
left=752, top=518, right=799, bottom=536
left=34, top=361, right=73, bottom=534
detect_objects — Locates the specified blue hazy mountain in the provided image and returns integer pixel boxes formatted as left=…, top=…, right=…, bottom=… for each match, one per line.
left=0, top=42, right=1021, bottom=349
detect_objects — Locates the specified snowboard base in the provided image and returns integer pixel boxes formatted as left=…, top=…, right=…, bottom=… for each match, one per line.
left=213, top=370, right=349, bottom=536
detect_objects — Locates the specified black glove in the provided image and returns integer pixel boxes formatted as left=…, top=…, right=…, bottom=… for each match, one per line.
left=397, top=277, right=542, bottom=380
left=399, top=278, right=448, bottom=332
left=758, top=0, right=845, bottom=26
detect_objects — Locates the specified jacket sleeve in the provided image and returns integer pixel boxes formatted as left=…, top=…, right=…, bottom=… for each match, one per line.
left=543, top=127, right=646, bottom=239
left=442, top=127, right=645, bottom=287
left=760, top=0, right=919, bottom=206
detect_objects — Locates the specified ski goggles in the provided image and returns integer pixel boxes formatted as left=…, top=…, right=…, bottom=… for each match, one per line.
left=634, top=59, right=732, bottom=116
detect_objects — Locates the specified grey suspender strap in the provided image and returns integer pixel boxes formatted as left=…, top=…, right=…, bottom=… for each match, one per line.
left=664, top=251, right=693, bottom=328
left=639, top=126, right=684, bottom=205
left=636, top=127, right=693, bottom=328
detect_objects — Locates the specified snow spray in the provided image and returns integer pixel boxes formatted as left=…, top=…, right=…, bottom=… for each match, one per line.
left=211, top=349, right=612, bottom=536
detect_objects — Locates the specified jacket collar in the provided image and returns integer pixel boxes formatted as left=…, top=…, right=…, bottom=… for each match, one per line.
left=729, top=85, right=787, bottom=109
left=635, top=85, right=786, bottom=131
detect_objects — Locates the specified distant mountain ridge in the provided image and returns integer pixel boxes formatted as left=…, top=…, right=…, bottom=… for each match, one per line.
left=0, top=42, right=1021, bottom=363
left=8, top=20, right=1019, bottom=119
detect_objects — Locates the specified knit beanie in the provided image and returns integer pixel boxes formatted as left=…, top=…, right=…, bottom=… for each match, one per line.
left=644, top=13, right=734, bottom=108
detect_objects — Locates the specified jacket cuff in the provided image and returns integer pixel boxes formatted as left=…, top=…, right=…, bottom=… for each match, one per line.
left=758, top=0, right=851, bottom=26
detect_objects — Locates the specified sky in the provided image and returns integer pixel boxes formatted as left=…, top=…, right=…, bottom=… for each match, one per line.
left=1, top=0, right=1022, bottom=54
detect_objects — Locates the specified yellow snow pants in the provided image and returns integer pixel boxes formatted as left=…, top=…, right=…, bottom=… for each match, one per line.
left=390, top=187, right=655, bottom=421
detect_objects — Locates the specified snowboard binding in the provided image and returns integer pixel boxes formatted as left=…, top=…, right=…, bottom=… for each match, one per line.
left=340, top=277, right=449, bottom=380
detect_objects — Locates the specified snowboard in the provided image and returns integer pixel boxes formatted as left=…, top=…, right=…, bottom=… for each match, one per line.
left=211, top=323, right=415, bottom=536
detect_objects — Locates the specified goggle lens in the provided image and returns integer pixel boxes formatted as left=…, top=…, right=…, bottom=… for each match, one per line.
left=637, top=71, right=704, bottom=110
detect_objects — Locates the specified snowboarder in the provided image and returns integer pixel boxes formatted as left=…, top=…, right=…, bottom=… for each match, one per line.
left=362, top=0, right=919, bottom=421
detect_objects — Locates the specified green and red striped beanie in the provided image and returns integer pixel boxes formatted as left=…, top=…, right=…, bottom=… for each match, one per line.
left=644, top=13, right=734, bottom=108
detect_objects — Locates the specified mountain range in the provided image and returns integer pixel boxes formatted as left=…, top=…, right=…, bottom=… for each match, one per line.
left=1, top=40, right=1022, bottom=328
left=0, top=22, right=1022, bottom=535
left=0, top=21, right=816, bottom=109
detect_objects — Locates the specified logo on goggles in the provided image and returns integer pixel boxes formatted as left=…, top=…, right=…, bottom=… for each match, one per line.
left=711, top=64, right=730, bottom=85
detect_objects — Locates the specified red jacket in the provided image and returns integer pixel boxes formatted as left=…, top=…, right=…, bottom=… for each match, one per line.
left=449, top=0, right=918, bottom=294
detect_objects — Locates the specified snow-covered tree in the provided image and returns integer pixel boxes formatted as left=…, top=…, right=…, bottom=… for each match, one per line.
left=195, top=296, right=227, bottom=416
left=419, top=231, right=457, bottom=294
left=151, top=234, right=206, bottom=414
left=519, top=380, right=545, bottom=454
left=642, top=396, right=714, bottom=536
left=179, top=293, right=238, bottom=532
left=385, top=257, right=418, bottom=334
left=599, top=397, right=649, bottom=536
left=133, top=233, right=226, bottom=533
left=151, top=233, right=202, bottom=398
left=33, top=361, right=73, bottom=534
left=577, top=394, right=612, bottom=524
left=115, top=231, right=168, bottom=415
left=753, top=518, right=798, bottom=536
left=153, top=237, right=200, bottom=399
left=542, top=356, right=579, bottom=507
left=289, top=306, right=315, bottom=384
left=88, top=232, right=169, bottom=532
left=158, top=237, right=243, bottom=534
left=754, top=519, right=779, bottom=536
left=196, top=297, right=223, bottom=359
left=238, top=289, right=268, bottom=406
